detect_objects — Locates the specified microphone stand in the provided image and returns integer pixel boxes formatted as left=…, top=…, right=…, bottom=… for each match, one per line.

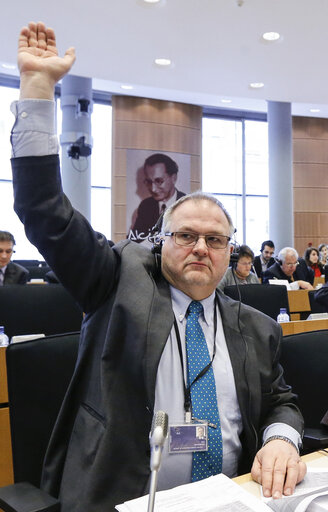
left=147, top=465, right=159, bottom=512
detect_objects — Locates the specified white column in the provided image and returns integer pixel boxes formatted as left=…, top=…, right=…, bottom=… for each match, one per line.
left=267, top=101, right=293, bottom=252
left=60, top=75, right=93, bottom=221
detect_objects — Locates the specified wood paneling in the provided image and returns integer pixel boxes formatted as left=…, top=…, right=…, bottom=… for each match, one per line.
left=293, top=117, right=328, bottom=255
left=0, top=347, right=13, bottom=488
left=112, top=96, right=202, bottom=243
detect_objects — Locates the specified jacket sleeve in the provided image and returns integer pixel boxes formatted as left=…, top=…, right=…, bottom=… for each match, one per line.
left=12, top=155, right=119, bottom=313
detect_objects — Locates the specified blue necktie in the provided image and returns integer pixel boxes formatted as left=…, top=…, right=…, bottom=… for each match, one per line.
left=186, top=300, right=223, bottom=481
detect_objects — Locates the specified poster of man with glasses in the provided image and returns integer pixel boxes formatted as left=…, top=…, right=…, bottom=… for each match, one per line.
left=127, top=150, right=190, bottom=245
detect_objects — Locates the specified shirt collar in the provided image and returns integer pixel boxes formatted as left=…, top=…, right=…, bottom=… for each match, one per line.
left=158, top=189, right=178, bottom=212
left=170, top=285, right=215, bottom=326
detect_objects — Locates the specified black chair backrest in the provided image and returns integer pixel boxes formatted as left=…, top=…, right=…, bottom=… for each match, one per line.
left=27, top=266, right=51, bottom=281
left=308, top=290, right=327, bottom=314
left=223, top=284, right=289, bottom=320
left=280, top=330, right=328, bottom=427
left=0, top=284, right=83, bottom=339
left=6, top=332, right=80, bottom=486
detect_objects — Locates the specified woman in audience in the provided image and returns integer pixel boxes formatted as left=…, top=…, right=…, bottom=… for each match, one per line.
left=218, top=244, right=260, bottom=291
left=304, top=247, right=324, bottom=277
left=318, top=243, right=328, bottom=266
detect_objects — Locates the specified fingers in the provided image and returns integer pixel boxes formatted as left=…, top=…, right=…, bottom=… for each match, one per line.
left=19, top=22, right=57, bottom=52
left=252, top=441, right=306, bottom=499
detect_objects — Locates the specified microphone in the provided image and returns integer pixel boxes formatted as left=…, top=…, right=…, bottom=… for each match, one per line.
left=147, top=411, right=168, bottom=512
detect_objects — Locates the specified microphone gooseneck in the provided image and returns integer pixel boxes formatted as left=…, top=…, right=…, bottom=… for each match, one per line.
left=147, top=411, right=168, bottom=512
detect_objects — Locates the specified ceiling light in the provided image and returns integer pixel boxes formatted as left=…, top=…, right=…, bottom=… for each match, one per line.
left=310, top=108, right=320, bottom=113
left=143, top=0, right=161, bottom=3
left=121, top=84, right=133, bottom=90
left=1, top=63, right=16, bottom=70
left=221, top=99, right=232, bottom=104
left=262, top=32, right=280, bottom=42
left=154, top=58, right=171, bottom=67
left=249, top=82, right=264, bottom=89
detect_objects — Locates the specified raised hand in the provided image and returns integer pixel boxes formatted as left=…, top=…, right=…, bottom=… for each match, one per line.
left=18, top=21, right=76, bottom=99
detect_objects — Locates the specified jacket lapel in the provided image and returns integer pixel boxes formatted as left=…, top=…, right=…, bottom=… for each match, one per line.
left=217, top=291, right=261, bottom=450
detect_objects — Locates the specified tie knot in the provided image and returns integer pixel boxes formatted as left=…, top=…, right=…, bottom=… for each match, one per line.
left=188, top=300, right=203, bottom=317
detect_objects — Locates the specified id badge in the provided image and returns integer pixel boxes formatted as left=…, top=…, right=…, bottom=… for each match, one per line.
left=169, top=421, right=208, bottom=453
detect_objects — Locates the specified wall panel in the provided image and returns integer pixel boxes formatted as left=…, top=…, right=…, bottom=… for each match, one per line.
left=293, top=117, right=328, bottom=254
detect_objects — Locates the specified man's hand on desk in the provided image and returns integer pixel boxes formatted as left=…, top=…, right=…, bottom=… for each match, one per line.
left=250, top=439, right=307, bottom=499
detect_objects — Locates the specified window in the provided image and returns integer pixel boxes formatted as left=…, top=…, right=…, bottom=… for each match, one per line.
left=202, top=116, right=268, bottom=253
left=0, top=80, right=112, bottom=259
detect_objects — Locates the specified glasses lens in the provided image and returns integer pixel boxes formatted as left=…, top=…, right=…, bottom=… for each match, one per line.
left=206, top=235, right=229, bottom=249
left=175, top=233, right=197, bottom=246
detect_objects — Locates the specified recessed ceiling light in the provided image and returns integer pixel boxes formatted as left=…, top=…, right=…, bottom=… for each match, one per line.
left=1, top=63, right=16, bottom=70
left=121, top=84, right=133, bottom=90
left=221, top=99, right=232, bottom=104
left=249, top=82, right=264, bottom=89
left=154, top=58, right=171, bottom=67
left=310, top=108, right=320, bottom=113
left=143, top=0, right=161, bottom=3
left=262, top=32, right=280, bottom=42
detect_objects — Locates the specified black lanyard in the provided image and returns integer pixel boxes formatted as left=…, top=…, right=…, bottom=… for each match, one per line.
left=173, top=299, right=217, bottom=415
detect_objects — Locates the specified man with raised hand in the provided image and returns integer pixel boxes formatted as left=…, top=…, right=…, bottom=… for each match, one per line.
left=11, top=21, right=306, bottom=512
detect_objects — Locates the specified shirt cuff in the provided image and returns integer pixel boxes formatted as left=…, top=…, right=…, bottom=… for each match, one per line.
left=263, top=422, right=302, bottom=450
left=10, top=99, right=59, bottom=157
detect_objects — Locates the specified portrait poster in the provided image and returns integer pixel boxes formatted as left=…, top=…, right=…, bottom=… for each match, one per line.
left=126, top=149, right=191, bottom=246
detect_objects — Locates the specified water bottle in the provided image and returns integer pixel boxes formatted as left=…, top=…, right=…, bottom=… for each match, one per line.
left=0, top=326, right=9, bottom=346
left=277, top=308, right=290, bottom=323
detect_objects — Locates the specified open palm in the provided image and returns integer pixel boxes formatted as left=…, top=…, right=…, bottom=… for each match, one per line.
left=18, top=22, right=75, bottom=85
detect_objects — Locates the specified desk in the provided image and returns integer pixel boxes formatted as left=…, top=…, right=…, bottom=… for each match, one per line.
left=288, top=290, right=311, bottom=320
left=234, top=450, right=328, bottom=499
left=0, top=347, right=13, bottom=487
left=314, top=277, right=325, bottom=288
left=281, top=318, right=328, bottom=335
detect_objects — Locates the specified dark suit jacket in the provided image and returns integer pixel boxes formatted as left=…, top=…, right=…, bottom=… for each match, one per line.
left=253, top=255, right=275, bottom=279
left=12, top=155, right=303, bottom=512
left=3, top=261, right=29, bottom=284
left=262, top=259, right=314, bottom=285
left=131, top=190, right=185, bottom=240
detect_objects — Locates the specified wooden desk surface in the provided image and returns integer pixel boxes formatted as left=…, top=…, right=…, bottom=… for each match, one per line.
left=288, top=289, right=311, bottom=313
left=234, top=450, right=328, bottom=498
left=281, top=318, right=328, bottom=335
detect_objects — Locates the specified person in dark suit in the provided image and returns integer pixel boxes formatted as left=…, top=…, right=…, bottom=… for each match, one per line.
left=11, top=22, right=306, bottom=512
left=130, top=153, right=185, bottom=241
left=0, top=231, right=29, bottom=285
left=262, top=247, right=314, bottom=289
left=253, top=240, right=275, bottom=279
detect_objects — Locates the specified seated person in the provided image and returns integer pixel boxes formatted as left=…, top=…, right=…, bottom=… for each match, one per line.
left=262, top=247, right=313, bottom=289
left=218, top=244, right=260, bottom=291
left=303, top=247, right=324, bottom=278
left=318, top=243, right=328, bottom=266
left=0, top=231, right=29, bottom=285
left=253, top=240, right=275, bottom=279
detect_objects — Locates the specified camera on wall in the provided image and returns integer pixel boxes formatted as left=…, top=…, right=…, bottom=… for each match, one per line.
left=67, top=136, right=92, bottom=160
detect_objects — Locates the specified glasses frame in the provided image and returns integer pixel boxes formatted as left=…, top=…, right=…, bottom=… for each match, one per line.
left=164, top=231, right=231, bottom=249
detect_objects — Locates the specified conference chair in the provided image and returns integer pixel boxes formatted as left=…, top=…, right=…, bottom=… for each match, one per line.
left=309, top=289, right=328, bottom=314
left=0, top=332, right=80, bottom=511
left=280, top=329, right=328, bottom=452
left=223, top=284, right=289, bottom=320
left=0, top=284, right=83, bottom=340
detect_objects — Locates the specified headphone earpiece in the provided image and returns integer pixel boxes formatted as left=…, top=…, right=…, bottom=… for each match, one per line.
left=151, top=237, right=164, bottom=254
left=276, top=258, right=283, bottom=265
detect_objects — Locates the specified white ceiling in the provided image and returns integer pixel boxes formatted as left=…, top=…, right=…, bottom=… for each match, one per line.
left=2, top=0, right=328, bottom=117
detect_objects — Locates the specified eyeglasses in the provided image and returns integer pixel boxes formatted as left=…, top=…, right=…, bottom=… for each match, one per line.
left=144, top=177, right=167, bottom=187
left=284, top=261, right=299, bottom=268
left=164, top=232, right=231, bottom=249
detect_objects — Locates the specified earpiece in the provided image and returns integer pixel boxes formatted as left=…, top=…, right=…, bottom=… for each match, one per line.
left=149, top=212, right=165, bottom=255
